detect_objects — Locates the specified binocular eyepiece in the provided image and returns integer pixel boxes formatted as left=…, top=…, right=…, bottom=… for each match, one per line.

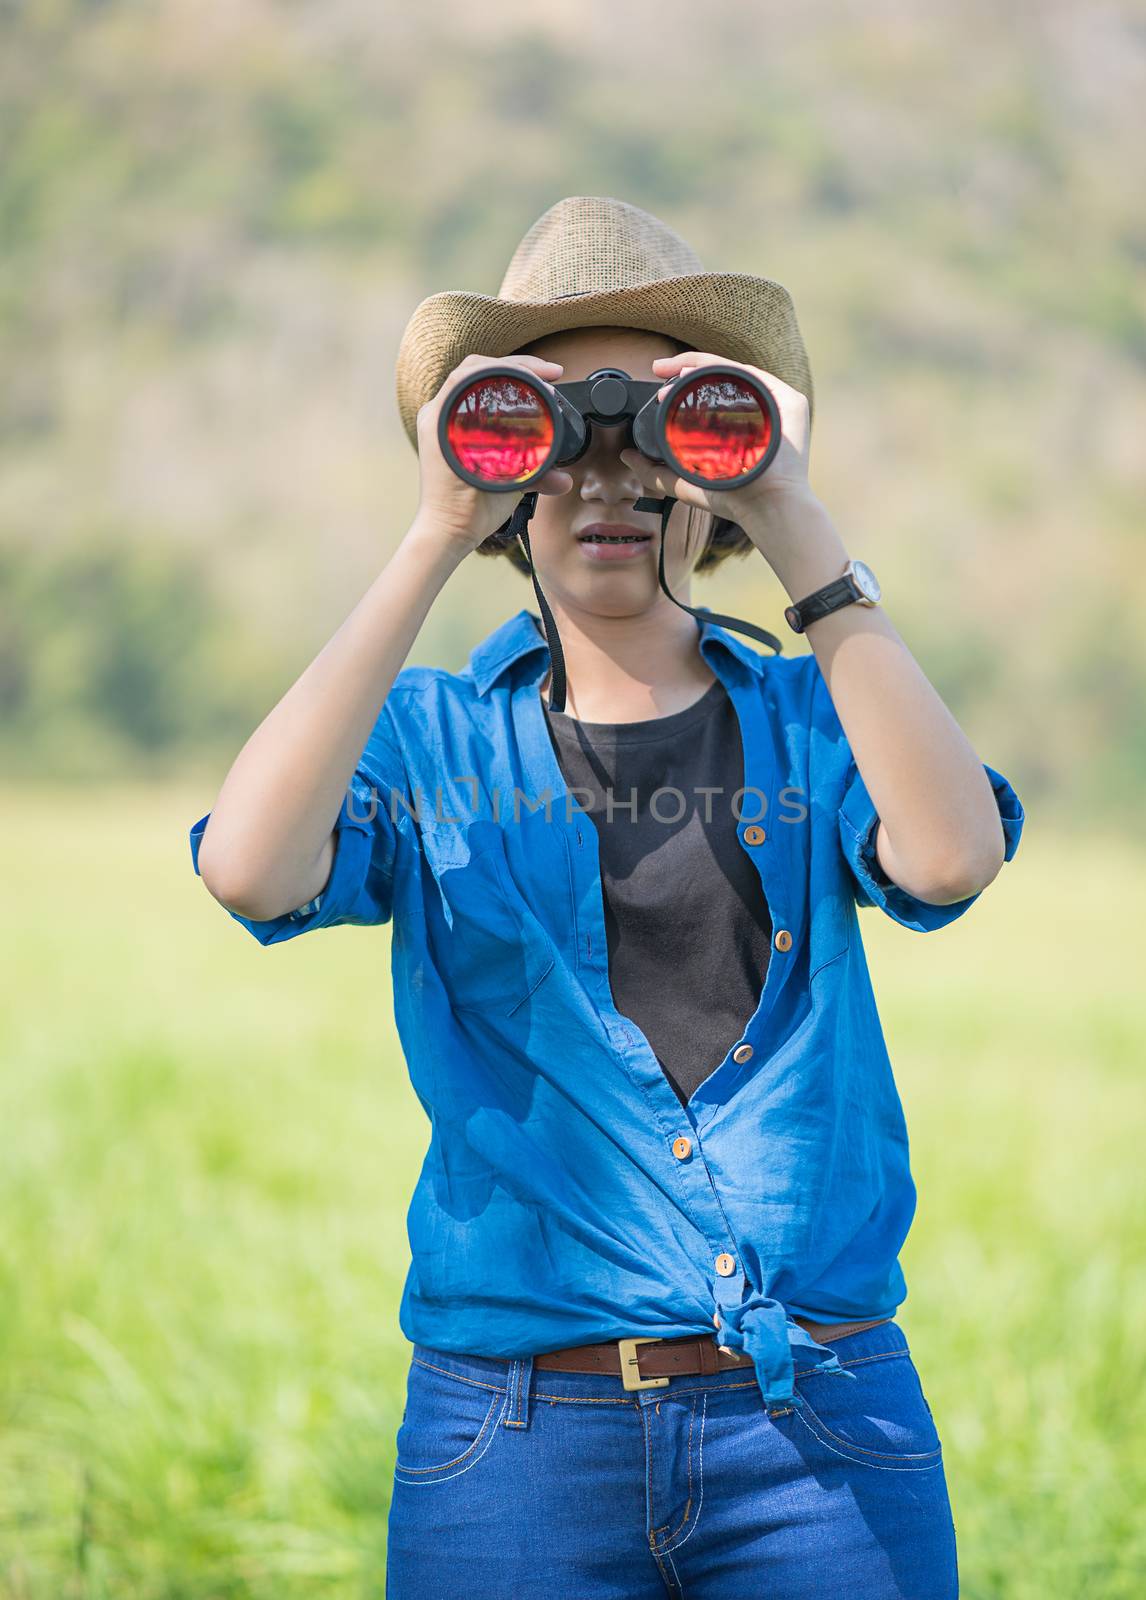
left=436, top=362, right=788, bottom=715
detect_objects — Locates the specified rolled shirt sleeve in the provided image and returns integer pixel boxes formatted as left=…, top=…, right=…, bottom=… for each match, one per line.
left=188, top=709, right=408, bottom=947
left=839, top=758, right=1025, bottom=933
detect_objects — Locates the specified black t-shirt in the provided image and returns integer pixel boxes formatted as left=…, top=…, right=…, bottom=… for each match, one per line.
left=542, top=677, right=773, bottom=1108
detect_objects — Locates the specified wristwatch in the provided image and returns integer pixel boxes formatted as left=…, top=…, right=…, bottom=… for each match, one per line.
left=784, top=560, right=881, bottom=634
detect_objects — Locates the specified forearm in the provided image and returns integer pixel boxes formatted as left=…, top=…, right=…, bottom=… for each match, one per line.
left=746, top=489, right=1007, bottom=902
left=197, top=518, right=466, bottom=920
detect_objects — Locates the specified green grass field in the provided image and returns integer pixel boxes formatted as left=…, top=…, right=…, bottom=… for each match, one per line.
left=1, top=783, right=1142, bottom=1598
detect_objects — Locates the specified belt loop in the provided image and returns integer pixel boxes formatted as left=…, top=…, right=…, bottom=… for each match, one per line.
left=697, top=1335, right=719, bottom=1376
left=502, top=1355, right=535, bottom=1430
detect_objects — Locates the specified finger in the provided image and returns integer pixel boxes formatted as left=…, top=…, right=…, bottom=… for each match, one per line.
left=619, top=448, right=687, bottom=504
left=652, top=351, right=790, bottom=399
left=745, top=370, right=800, bottom=407
left=537, top=469, right=573, bottom=494
left=501, top=356, right=565, bottom=396
left=458, top=353, right=565, bottom=384
left=508, top=355, right=565, bottom=373
left=651, top=350, right=724, bottom=372
left=463, top=351, right=564, bottom=370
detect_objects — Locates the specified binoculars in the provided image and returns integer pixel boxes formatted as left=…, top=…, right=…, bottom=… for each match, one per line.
left=437, top=363, right=783, bottom=504
left=436, top=361, right=788, bottom=715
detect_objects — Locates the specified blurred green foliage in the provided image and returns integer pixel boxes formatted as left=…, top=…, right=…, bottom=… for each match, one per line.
left=3, top=11, right=1143, bottom=1594
left=1, top=1, right=1144, bottom=819
left=0, top=538, right=272, bottom=776
left=1, top=786, right=1143, bottom=1595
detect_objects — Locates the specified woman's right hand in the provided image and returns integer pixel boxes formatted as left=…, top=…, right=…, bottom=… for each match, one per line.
left=410, top=353, right=574, bottom=553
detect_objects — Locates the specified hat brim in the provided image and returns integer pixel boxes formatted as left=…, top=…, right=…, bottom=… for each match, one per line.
left=394, top=272, right=814, bottom=451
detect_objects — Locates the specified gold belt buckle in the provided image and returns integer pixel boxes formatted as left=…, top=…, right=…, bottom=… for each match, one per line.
left=618, top=1335, right=670, bottom=1391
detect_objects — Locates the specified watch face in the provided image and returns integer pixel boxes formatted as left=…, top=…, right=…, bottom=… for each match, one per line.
left=851, top=561, right=881, bottom=603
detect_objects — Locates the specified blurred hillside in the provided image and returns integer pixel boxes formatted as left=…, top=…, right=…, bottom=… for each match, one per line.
left=1, top=0, right=1144, bottom=821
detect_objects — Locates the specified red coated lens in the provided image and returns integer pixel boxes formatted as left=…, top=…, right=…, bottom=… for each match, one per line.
left=663, top=373, right=774, bottom=482
left=443, top=375, right=555, bottom=485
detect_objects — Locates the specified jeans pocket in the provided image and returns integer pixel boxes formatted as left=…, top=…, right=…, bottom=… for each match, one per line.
left=789, top=1341, right=943, bottom=1472
left=394, top=1355, right=509, bottom=1486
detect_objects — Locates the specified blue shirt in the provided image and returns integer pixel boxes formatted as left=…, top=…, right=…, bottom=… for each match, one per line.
left=188, top=606, right=1025, bottom=1402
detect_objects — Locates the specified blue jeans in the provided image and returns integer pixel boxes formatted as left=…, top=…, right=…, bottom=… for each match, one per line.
left=385, top=1317, right=958, bottom=1598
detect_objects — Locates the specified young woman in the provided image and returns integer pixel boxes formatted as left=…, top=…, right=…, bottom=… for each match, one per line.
left=190, top=197, right=1024, bottom=1599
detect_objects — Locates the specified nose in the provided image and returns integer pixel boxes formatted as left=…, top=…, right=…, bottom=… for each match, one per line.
left=578, top=423, right=644, bottom=505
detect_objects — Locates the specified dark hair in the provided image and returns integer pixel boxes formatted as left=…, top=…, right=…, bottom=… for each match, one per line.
left=472, top=334, right=755, bottom=578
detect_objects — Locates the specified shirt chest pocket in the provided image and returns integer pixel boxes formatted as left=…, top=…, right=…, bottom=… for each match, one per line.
left=809, top=886, right=853, bottom=980
left=424, top=835, right=556, bottom=1017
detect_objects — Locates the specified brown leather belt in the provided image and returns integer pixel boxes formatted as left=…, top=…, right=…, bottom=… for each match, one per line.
left=531, top=1315, right=892, bottom=1391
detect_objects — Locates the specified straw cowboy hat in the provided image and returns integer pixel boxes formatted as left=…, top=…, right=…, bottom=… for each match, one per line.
left=394, top=194, right=815, bottom=450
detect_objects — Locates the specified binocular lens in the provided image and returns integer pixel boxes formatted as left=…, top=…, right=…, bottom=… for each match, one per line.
left=663, top=373, right=775, bottom=483
left=443, top=375, right=555, bottom=485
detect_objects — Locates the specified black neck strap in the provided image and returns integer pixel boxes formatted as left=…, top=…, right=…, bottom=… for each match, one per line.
left=636, top=494, right=786, bottom=656
left=509, top=491, right=784, bottom=715
left=506, top=492, right=568, bottom=712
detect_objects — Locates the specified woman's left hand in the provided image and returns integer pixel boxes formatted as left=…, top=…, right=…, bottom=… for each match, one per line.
left=618, top=351, right=815, bottom=534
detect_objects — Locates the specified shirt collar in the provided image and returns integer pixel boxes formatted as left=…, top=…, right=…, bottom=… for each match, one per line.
left=467, top=606, right=771, bottom=697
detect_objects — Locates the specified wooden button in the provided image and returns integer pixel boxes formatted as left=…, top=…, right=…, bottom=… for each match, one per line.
left=743, top=824, right=766, bottom=845
left=732, top=1043, right=753, bottom=1064
left=715, top=1253, right=737, bottom=1276
left=672, top=1136, right=692, bottom=1160
left=774, top=928, right=792, bottom=952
